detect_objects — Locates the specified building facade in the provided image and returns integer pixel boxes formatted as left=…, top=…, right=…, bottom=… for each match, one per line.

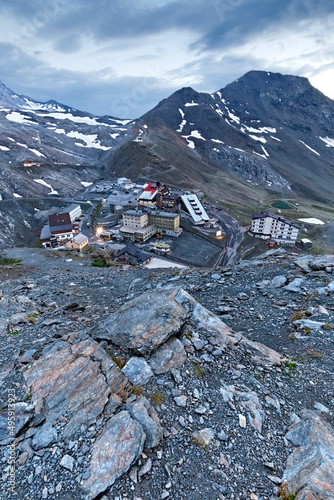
left=250, top=212, right=299, bottom=244
left=122, top=210, right=149, bottom=228
left=148, top=211, right=182, bottom=236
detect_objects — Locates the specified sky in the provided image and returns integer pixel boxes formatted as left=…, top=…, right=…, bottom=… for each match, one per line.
left=0, top=0, right=333, bottom=118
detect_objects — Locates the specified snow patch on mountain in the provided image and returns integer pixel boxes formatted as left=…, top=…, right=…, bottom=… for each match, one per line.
left=33, top=179, right=58, bottom=195
left=185, top=102, right=198, bottom=107
left=249, top=135, right=267, bottom=143
left=319, top=136, right=334, bottom=147
left=0, top=145, right=10, bottom=151
left=6, top=112, right=35, bottom=125
left=52, top=129, right=111, bottom=150
left=299, top=140, right=320, bottom=156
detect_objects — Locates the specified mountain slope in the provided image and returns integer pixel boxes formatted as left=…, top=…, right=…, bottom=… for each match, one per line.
left=118, top=71, right=334, bottom=204
left=0, top=80, right=132, bottom=168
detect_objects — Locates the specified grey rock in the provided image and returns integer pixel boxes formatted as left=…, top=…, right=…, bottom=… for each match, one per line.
left=17, top=349, right=37, bottom=364
left=92, top=288, right=188, bottom=355
left=271, top=275, right=287, bottom=288
left=10, top=313, right=28, bottom=325
left=60, top=454, right=74, bottom=472
left=285, top=278, right=304, bottom=292
left=283, top=409, right=334, bottom=498
left=149, top=336, right=186, bottom=374
left=211, top=273, right=221, bottom=280
left=138, top=458, right=152, bottom=478
left=314, top=402, right=330, bottom=414
left=174, top=395, right=187, bottom=407
left=82, top=411, right=145, bottom=500
left=24, top=336, right=129, bottom=437
left=192, top=428, right=215, bottom=445
left=126, top=396, right=163, bottom=449
left=32, top=422, right=58, bottom=450
left=0, top=318, right=8, bottom=335
left=122, top=357, right=153, bottom=385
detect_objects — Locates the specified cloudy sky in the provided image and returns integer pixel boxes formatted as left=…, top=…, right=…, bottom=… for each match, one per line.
left=0, top=0, right=333, bottom=118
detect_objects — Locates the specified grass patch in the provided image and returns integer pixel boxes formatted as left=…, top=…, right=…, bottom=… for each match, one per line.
left=303, top=327, right=312, bottom=336
left=190, top=361, right=205, bottom=378
left=192, top=437, right=210, bottom=451
left=131, top=386, right=143, bottom=396
left=112, top=356, right=126, bottom=369
left=0, top=256, right=21, bottom=265
left=23, top=394, right=32, bottom=402
left=91, top=258, right=111, bottom=267
left=9, top=331, right=20, bottom=335
left=322, top=323, right=333, bottom=330
left=291, top=310, right=307, bottom=321
left=151, top=392, right=166, bottom=405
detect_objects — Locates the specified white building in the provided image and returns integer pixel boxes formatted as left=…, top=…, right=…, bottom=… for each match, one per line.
left=63, top=204, right=82, bottom=223
left=250, top=212, right=300, bottom=244
left=117, top=177, right=136, bottom=189
left=180, top=194, right=209, bottom=224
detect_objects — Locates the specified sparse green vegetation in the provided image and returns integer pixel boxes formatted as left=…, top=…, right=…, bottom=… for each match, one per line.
left=322, top=323, right=333, bottom=330
left=131, top=386, right=143, bottom=396
left=190, top=361, right=205, bottom=378
left=278, top=480, right=296, bottom=500
left=291, top=310, right=307, bottom=321
left=192, top=437, right=210, bottom=451
left=91, top=258, right=111, bottom=267
left=9, top=331, right=20, bottom=335
left=23, top=394, right=32, bottom=401
left=112, top=356, right=126, bottom=369
left=303, top=327, right=312, bottom=336
left=0, top=256, right=21, bottom=266
left=151, top=392, right=166, bottom=405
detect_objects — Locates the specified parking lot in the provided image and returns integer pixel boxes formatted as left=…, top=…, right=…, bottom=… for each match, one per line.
left=169, top=230, right=222, bottom=267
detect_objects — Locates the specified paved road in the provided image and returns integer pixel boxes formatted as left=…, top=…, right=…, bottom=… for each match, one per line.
left=207, top=208, right=244, bottom=267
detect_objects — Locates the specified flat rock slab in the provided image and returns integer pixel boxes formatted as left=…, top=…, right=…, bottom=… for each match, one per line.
left=283, top=409, right=334, bottom=499
left=24, top=335, right=129, bottom=437
left=149, top=336, right=186, bottom=374
left=92, top=288, right=188, bottom=355
left=82, top=410, right=145, bottom=499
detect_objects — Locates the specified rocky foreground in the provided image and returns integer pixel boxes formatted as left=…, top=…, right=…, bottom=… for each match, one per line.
left=0, top=248, right=334, bottom=500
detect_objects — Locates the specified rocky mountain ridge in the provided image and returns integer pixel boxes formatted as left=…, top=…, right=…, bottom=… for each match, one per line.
left=124, top=71, right=334, bottom=203
left=0, top=248, right=334, bottom=499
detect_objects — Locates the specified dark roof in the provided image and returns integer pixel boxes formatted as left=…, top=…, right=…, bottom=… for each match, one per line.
left=116, top=243, right=151, bottom=262
left=49, top=212, right=73, bottom=233
left=49, top=212, right=72, bottom=227
left=252, top=211, right=300, bottom=229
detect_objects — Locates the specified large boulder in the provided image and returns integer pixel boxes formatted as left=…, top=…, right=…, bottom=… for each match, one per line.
left=24, top=335, right=129, bottom=437
left=82, top=411, right=145, bottom=499
left=282, top=410, right=334, bottom=499
left=92, top=288, right=188, bottom=355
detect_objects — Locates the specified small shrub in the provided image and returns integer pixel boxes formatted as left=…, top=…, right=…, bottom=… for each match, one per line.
left=191, top=361, right=205, bottom=378
left=132, top=386, right=143, bottom=396
left=112, top=356, right=126, bottom=369
left=303, top=347, right=325, bottom=359
left=303, top=327, right=311, bottom=336
left=278, top=480, right=295, bottom=500
left=151, top=392, right=166, bottom=405
left=23, top=394, right=32, bottom=401
left=9, top=331, right=19, bottom=335
left=322, top=323, right=333, bottom=330
left=91, top=258, right=110, bottom=267
left=291, top=310, right=306, bottom=321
